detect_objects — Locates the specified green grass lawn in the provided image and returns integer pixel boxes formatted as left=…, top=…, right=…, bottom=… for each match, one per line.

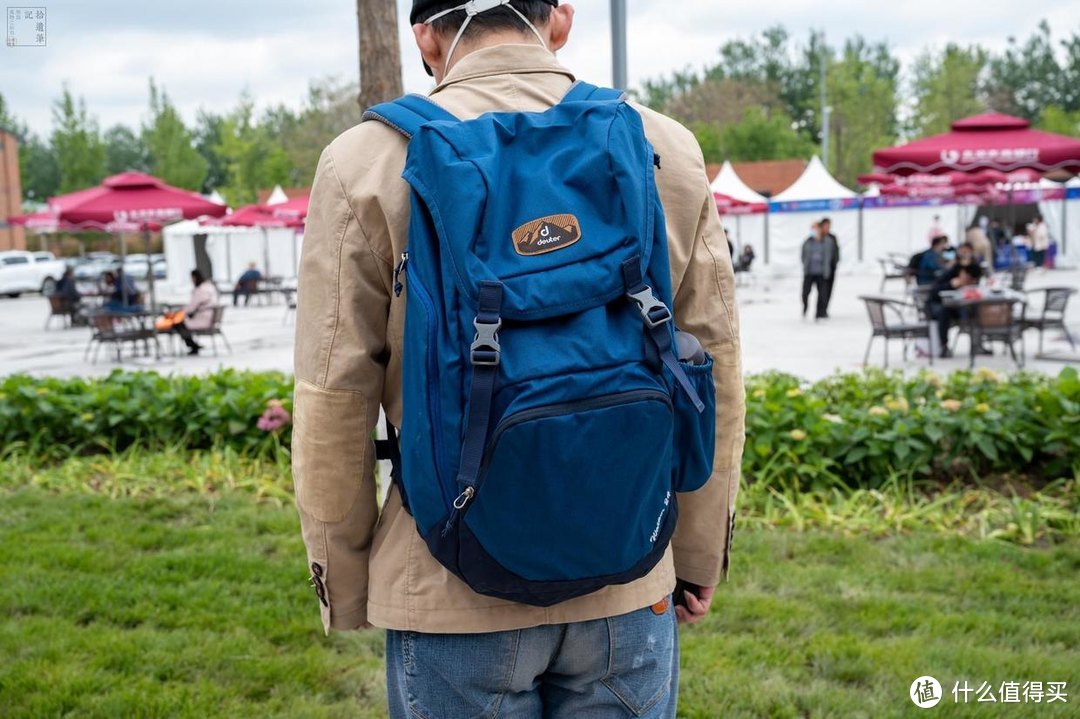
left=1, top=487, right=1077, bottom=718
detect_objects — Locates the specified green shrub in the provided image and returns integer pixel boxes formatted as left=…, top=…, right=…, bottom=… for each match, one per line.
left=0, top=370, right=292, bottom=459
left=745, top=367, right=1080, bottom=488
left=2, top=367, right=1077, bottom=484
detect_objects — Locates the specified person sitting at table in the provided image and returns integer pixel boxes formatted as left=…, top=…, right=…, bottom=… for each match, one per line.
left=914, top=235, right=950, bottom=286
left=101, top=269, right=143, bottom=312
left=173, top=269, right=220, bottom=356
left=928, top=247, right=984, bottom=359
left=734, top=244, right=755, bottom=273
left=54, top=267, right=81, bottom=303
left=233, top=262, right=263, bottom=306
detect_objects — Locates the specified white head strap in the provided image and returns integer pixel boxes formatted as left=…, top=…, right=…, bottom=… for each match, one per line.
left=425, top=0, right=549, bottom=77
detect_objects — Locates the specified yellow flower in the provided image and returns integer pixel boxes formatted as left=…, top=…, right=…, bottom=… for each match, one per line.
left=868, top=406, right=888, bottom=416
left=35, top=387, right=48, bottom=395
left=975, top=403, right=990, bottom=414
left=975, top=368, right=1003, bottom=383
left=80, top=412, right=94, bottom=422
left=752, top=388, right=766, bottom=399
left=822, top=413, right=844, bottom=424
left=786, top=388, right=802, bottom=398
left=885, top=398, right=909, bottom=412
left=789, top=429, right=807, bottom=441
left=941, top=399, right=962, bottom=412
left=923, top=372, right=944, bottom=388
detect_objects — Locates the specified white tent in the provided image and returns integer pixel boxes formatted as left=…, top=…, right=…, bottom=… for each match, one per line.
left=266, top=185, right=289, bottom=205
left=767, top=157, right=860, bottom=269
left=163, top=219, right=303, bottom=296
left=1038, top=178, right=1080, bottom=265
left=709, top=161, right=768, bottom=203
left=709, top=162, right=768, bottom=262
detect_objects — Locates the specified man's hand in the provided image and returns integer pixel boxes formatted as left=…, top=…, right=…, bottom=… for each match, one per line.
left=675, top=585, right=715, bottom=625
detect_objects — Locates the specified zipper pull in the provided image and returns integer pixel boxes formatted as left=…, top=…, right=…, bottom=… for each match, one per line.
left=441, top=486, right=475, bottom=537
left=393, top=252, right=409, bottom=297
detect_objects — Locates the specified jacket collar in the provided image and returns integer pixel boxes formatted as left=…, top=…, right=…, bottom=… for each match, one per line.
left=431, top=44, right=576, bottom=94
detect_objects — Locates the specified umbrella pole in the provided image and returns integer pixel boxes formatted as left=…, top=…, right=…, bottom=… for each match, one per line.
left=764, top=208, right=771, bottom=265
left=857, top=197, right=864, bottom=263
left=120, top=232, right=129, bottom=306
left=144, top=226, right=156, bottom=312
left=1062, top=187, right=1068, bottom=259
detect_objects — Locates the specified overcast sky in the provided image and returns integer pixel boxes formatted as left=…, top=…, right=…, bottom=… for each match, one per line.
left=1, top=0, right=1078, bottom=136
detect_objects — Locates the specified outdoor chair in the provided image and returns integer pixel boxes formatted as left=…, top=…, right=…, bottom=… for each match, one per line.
left=967, top=299, right=1026, bottom=369
left=1022, top=287, right=1076, bottom=356
left=189, top=305, right=232, bottom=355
left=859, top=295, right=933, bottom=368
left=282, top=291, right=296, bottom=326
left=877, top=257, right=908, bottom=293
left=45, top=295, right=78, bottom=330
left=83, top=312, right=158, bottom=364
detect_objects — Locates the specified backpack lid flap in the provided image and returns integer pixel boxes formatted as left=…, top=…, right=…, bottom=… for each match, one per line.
left=402, top=102, right=656, bottom=321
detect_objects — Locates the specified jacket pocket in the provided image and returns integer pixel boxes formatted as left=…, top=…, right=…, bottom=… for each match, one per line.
left=465, top=390, right=674, bottom=583
left=671, top=355, right=716, bottom=492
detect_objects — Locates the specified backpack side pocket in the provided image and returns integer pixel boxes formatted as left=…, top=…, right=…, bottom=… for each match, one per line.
left=671, top=355, right=716, bottom=492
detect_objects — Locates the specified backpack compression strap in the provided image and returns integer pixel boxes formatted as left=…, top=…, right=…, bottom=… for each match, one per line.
left=362, top=94, right=459, bottom=139
left=622, top=258, right=706, bottom=413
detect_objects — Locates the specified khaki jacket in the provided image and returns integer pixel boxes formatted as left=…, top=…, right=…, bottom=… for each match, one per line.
left=292, top=44, right=744, bottom=634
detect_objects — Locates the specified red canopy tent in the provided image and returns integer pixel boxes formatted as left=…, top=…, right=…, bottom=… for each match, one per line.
left=872, top=113, right=1080, bottom=176
left=713, top=192, right=767, bottom=215
left=199, top=194, right=309, bottom=282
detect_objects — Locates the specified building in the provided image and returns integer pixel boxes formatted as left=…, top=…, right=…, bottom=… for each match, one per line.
left=0, top=128, right=27, bottom=251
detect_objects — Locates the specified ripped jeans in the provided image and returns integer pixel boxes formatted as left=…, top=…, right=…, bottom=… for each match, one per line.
left=386, top=602, right=678, bottom=718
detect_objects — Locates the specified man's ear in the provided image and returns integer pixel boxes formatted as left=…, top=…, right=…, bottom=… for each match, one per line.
left=546, top=4, right=574, bottom=53
left=413, top=24, right=445, bottom=78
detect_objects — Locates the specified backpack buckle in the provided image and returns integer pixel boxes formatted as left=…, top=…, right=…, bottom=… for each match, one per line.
left=627, top=287, right=672, bottom=328
left=471, top=318, right=502, bottom=365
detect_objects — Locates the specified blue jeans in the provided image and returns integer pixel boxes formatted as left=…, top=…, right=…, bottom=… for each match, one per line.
left=386, top=603, right=678, bottom=718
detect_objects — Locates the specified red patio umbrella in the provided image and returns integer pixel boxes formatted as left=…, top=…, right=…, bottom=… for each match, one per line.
left=872, top=113, right=1080, bottom=176
left=53, top=172, right=227, bottom=309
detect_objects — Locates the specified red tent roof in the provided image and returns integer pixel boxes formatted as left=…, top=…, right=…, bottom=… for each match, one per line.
left=872, top=112, right=1080, bottom=175
left=50, top=171, right=227, bottom=227
left=713, top=192, right=767, bottom=215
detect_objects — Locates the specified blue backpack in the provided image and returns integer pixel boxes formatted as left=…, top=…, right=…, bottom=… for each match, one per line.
left=365, top=82, right=716, bottom=607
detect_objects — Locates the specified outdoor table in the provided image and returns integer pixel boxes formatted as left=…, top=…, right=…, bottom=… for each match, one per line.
left=92, top=310, right=163, bottom=362
left=940, top=289, right=1026, bottom=366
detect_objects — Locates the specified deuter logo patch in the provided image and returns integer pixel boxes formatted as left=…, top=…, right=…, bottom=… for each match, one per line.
left=512, top=214, right=582, bottom=256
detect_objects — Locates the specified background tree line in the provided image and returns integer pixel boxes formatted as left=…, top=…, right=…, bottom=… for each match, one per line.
left=0, top=18, right=1078, bottom=205
left=639, top=20, right=1080, bottom=186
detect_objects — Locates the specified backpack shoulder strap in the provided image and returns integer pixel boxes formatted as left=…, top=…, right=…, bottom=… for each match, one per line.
left=362, top=94, right=459, bottom=139
left=560, top=81, right=627, bottom=104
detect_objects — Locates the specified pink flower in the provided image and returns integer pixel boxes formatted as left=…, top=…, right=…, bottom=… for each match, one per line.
left=257, top=401, right=292, bottom=432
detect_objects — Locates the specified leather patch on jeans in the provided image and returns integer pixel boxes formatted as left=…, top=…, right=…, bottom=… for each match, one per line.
left=650, top=596, right=670, bottom=615
left=512, top=214, right=582, bottom=256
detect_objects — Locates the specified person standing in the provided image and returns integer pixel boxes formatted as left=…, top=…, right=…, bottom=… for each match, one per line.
left=801, top=218, right=837, bottom=320
left=291, top=2, right=744, bottom=717
left=1030, top=215, right=1050, bottom=268
left=965, top=221, right=993, bottom=269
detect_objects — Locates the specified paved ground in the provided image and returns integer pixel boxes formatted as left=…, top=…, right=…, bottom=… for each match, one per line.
left=1, top=267, right=1077, bottom=381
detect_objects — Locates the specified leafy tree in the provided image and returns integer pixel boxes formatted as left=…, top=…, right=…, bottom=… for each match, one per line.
left=49, top=85, right=106, bottom=193
left=19, top=136, right=60, bottom=202
left=214, top=96, right=291, bottom=206
left=141, top=80, right=207, bottom=190
left=910, top=44, right=988, bottom=136
left=825, top=37, right=900, bottom=186
left=717, top=107, right=817, bottom=163
left=984, top=21, right=1062, bottom=120
left=103, top=124, right=148, bottom=175
left=274, top=77, right=361, bottom=187
left=193, top=111, right=229, bottom=195
left=1037, top=105, right=1080, bottom=135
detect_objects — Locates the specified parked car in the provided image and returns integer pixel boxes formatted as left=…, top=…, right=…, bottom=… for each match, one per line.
left=72, top=252, right=120, bottom=282
left=0, top=250, right=68, bottom=297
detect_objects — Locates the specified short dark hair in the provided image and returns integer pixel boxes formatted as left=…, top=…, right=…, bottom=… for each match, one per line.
left=958, top=241, right=974, bottom=251
left=191, top=269, right=206, bottom=285
left=419, top=0, right=554, bottom=42
left=931, top=235, right=949, bottom=248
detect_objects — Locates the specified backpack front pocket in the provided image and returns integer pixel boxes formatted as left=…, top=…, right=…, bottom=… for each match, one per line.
left=463, top=390, right=675, bottom=584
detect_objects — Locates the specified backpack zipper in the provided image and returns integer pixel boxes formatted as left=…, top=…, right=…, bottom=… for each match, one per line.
left=440, top=389, right=672, bottom=537
left=393, top=252, right=409, bottom=297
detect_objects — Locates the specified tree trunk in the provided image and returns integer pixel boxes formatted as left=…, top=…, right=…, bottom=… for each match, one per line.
left=357, top=0, right=404, bottom=110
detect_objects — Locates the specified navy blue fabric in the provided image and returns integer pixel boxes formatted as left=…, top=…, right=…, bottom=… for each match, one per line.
left=363, top=82, right=716, bottom=605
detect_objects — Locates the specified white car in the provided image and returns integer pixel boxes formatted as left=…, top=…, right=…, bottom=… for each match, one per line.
left=0, top=250, right=68, bottom=297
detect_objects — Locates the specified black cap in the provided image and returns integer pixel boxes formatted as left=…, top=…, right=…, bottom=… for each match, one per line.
left=410, top=0, right=558, bottom=25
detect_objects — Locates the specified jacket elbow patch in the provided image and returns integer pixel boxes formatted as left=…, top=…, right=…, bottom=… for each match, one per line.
left=292, top=381, right=368, bottom=523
